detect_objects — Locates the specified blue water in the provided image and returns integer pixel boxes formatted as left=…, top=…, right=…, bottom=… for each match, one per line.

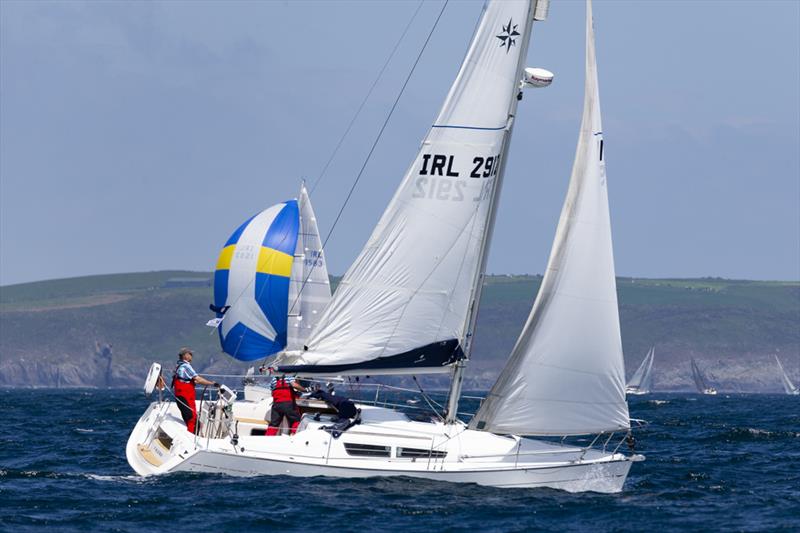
left=1, top=390, right=798, bottom=532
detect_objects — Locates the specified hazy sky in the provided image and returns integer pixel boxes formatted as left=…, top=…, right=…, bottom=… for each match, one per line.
left=1, top=0, right=798, bottom=286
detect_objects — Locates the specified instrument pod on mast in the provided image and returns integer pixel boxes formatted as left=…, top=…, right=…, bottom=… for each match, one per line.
left=522, top=67, right=554, bottom=88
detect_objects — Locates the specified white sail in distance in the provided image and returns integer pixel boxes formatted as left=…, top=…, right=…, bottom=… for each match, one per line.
left=691, top=358, right=709, bottom=392
left=627, top=346, right=655, bottom=393
left=470, top=0, right=630, bottom=436
left=282, top=0, right=536, bottom=374
left=286, top=183, right=332, bottom=351
left=775, top=355, right=799, bottom=395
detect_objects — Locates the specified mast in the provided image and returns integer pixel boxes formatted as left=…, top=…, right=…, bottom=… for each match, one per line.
left=467, top=0, right=631, bottom=436
left=445, top=0, right=540, bottom=423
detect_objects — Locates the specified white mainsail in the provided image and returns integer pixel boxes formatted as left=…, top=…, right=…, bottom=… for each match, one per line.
left=470, top=0, right=630, bottom=436
left=286, top=183, right=332, bottom=351
left=627, top=346, right=655, bottom=393
left=775, top=355, right=799, bottom=395
left=282, top=0, right=535, bottom=374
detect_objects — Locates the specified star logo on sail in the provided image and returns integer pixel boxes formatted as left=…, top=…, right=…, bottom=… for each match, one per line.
left=496, top=18, right=520, bottom=53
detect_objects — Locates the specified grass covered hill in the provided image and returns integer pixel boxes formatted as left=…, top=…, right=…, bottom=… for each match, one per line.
left=0, top=271, right=798, bottom=392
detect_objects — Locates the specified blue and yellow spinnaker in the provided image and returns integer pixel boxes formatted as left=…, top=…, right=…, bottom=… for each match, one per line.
left=213, top=201, right=299, bottom=361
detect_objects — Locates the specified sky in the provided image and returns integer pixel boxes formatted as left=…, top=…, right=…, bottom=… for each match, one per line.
left=1, top=0, right=798, bottom=286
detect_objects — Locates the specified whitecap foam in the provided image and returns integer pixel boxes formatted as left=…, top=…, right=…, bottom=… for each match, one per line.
left=84, top=473, right=143, bottom=482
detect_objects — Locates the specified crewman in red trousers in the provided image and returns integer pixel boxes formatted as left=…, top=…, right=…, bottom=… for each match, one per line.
left=171, top=347, right=218, bottom=434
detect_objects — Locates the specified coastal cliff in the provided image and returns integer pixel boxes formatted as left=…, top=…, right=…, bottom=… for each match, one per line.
left=1, top=271, right=798, bottom=392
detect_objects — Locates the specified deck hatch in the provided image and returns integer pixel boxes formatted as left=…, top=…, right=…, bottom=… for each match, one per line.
left=343, top=442, right=391, bottom=457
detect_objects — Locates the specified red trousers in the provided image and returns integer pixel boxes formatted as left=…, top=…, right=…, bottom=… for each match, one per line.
left=266, top=401, right=300, bottom=436
left=174, top=380, right=197, bottom=433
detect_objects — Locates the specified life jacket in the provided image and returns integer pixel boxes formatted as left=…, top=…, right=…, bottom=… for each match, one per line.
left=272, top=377, right=296, bottom=404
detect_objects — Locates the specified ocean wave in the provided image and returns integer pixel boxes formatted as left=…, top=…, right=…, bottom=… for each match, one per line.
left=710, top=427, right=799, bottom=442
left=83, top=473, right=143, bottom=483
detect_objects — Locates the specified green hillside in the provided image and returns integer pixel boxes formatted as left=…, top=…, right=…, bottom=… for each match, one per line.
left=0, top=272, right=798, bottom=391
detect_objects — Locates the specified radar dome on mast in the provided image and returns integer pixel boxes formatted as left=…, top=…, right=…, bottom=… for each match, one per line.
left=522, top=67, right=554, bottom=88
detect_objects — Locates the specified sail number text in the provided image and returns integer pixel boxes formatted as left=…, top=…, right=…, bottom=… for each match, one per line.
left=413, top=153, right=500, bottom=202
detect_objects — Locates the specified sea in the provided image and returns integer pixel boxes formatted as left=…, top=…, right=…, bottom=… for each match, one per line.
left=1, top=390, right=798, bottom=532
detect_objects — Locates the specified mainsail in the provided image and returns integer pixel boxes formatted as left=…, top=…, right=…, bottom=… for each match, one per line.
left=286, top=183, right=332, bottom=351
left=627, top=346, right=655, bottom=393
left=281, top=0, right=536, bottom=375
left=213, top=201, right=300, bottom=361
left=775, top=355, right=799, bottom=395
left=469, top=0, right=630, bottom=436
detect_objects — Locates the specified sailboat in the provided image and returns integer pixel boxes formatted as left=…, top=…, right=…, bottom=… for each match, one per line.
left=208, top=182, right=331, bottom=361
left=127, top=0, right=642, bottom=492
left=690, top=357, right=717, bottom=395
left=774, top=355, right=799, bottom=395
left=626, top=346, right=655, bottom=395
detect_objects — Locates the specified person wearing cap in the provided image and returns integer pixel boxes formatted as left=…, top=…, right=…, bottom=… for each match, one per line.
left=171, top=347, right=218, bottom=434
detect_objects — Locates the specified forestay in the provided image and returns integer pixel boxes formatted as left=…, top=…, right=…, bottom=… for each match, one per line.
left=470, top=0, right=630, bottom=435
left=213, top=201, right=299, bottom=361
left=286, top=184, right=332, bottom=351
left=281, top=0, right=535, bottom=374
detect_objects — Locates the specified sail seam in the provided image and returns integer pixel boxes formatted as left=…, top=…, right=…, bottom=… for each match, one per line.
left=431, top=124, right=506, bottom=131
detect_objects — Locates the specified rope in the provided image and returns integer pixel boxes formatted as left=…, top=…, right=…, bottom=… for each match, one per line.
left=412, top=375, right=445, bottom=421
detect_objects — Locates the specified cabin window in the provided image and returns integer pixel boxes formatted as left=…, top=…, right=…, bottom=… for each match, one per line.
left=397, top=447, right=447, bottom=459
left=343, top=443, right=391, bottom=457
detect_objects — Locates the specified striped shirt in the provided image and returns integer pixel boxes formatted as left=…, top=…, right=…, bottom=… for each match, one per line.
left=175, top=361, right=198, bottom=382
left=270, top=375, right=296, bottom=391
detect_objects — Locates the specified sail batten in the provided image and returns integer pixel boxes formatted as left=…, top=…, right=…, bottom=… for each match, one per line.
left=469, top=0, right=630, bottom=436
left=285, top=1, right=535, bottom=375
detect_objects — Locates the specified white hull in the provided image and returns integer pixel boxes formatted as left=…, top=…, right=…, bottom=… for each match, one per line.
left=625, top=387, right=649, bottom=396
left=127, top=397, right=640, bottom=493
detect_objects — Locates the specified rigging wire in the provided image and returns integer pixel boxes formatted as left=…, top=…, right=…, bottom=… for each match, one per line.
left=412, top=375, right=446, bottom=421
left=309, top=0, right=425, bottom=195
left=270, top=0, right=451, bottom=369
left=316, top=0, right=450, bottom=258
left=208, top=3, right=428, bottom=362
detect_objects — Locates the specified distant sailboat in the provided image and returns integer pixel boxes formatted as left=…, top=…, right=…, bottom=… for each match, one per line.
left=690, top=357, right=717, bottom=395
left=774, top=355, right=799, bottom=395
left=626, top=346, right=655, bottom=395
